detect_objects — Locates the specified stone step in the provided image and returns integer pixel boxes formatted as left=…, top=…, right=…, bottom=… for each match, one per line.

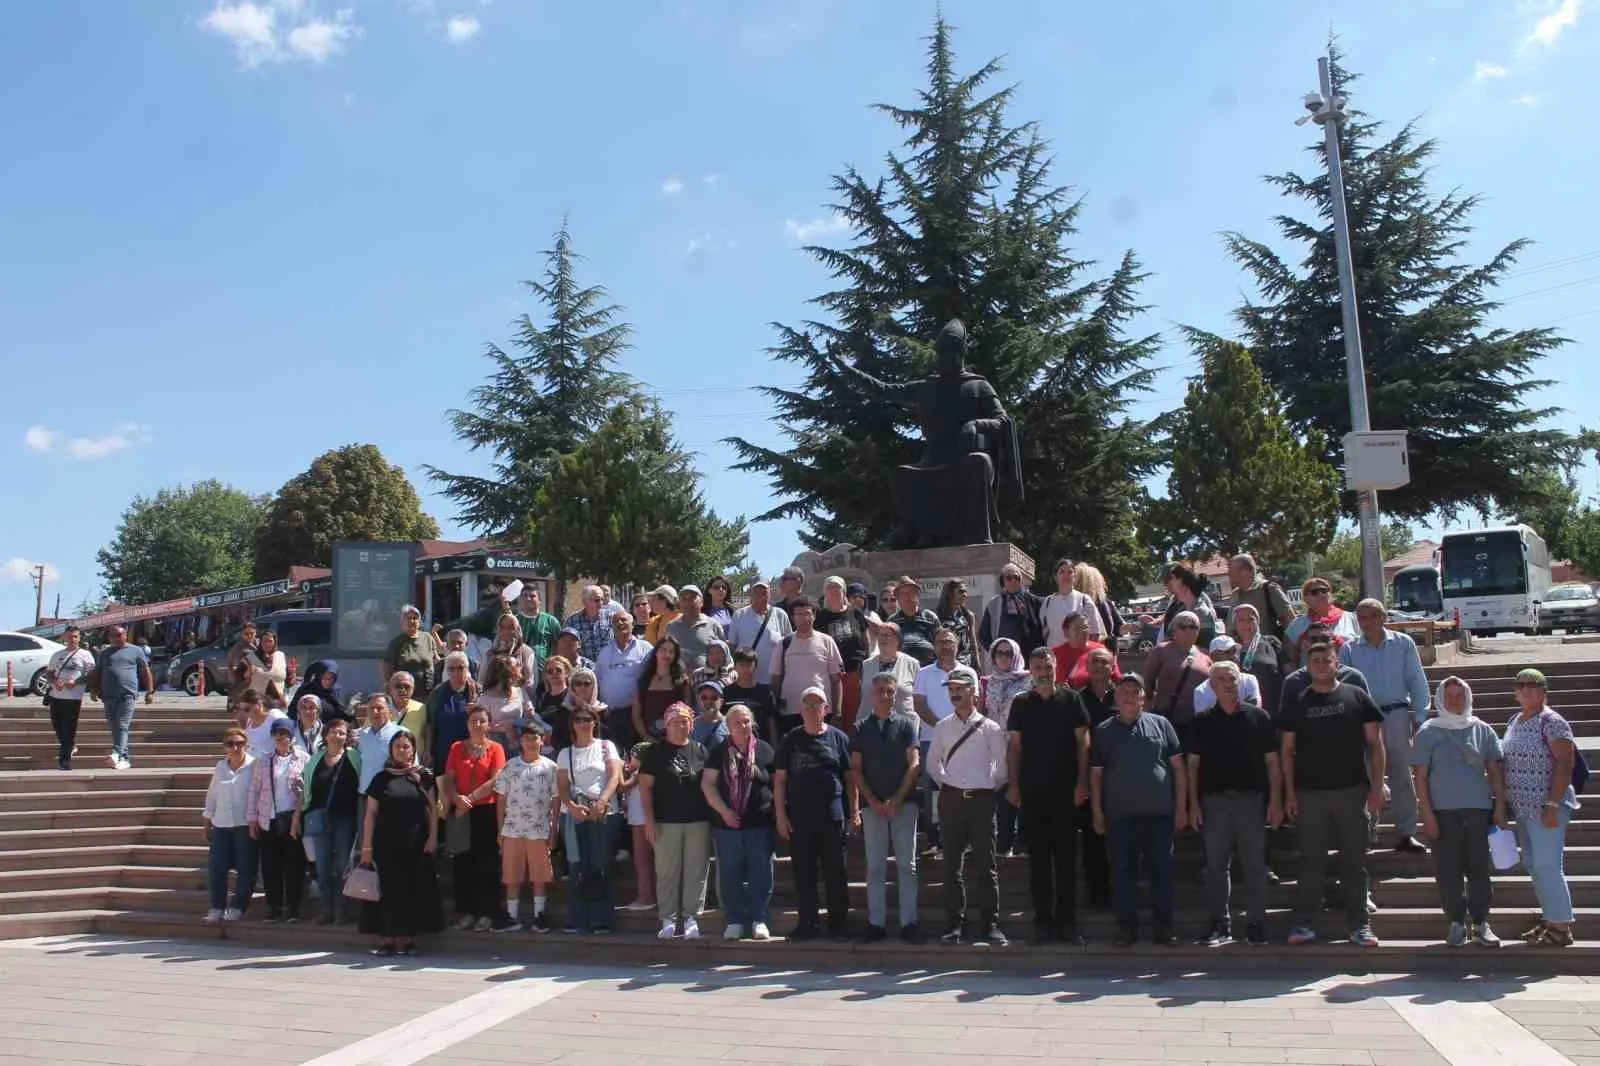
left=0, top=789, right=207, bottom=812
left=81, top=908, right=1600, bottom=975
left=0, top=844, right=205, bottom=871
left=0, top=825, right=198, bottom=851
left=2, top=754, right=219, bottom=772
left=0, top=864, right=205, bottom=893
left=0, top=769, right=209, bottom=794
left=1425, top=663, right=1599, bottom=682
left=0, top=807, right=204, bottom=831
left=0, top=908, right=117, bottom=940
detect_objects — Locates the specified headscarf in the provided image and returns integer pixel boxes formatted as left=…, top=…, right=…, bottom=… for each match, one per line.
left=1231, top=605, right=1265, bottom=670
left=984, top=638, right=1031, bottom=726
left=291, top=660, right=348, bottom=723
left=383, top=728, right=433, bottom=787
left=1431, top=675, right=1477, bottom=731
left=693, top=639, right=737, bottom=689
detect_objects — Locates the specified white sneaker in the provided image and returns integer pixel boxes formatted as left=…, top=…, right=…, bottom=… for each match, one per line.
left=106, top=753, right=119, bottom=769
left=454, top=914, right=475, bottom=932
left=658, top=919, right=679, bottom=940
left=723, top=923, right=745, bottom=941
left=624, top=900, right=656, bottom=911
left=203, top=909, right=223, bottom=923
left=751, top=922, right=772, bottom=941
left=222, top=908, right=243, bottom=922
left=682, top=916, right=701, bottom=940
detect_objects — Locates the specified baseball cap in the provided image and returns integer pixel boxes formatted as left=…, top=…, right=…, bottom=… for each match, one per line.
left=558, top=626, right=582, bottom=639
left=269, top=719, right=295, bottom=736
left=846, top=582, right=867, bottom=597
left=894, top=575, right=919, bottom=591
left=1516, top=668, right=1548, bottom=688
left=651, top=584, right=678, bottom=601
left=1209, top=635, right=1238, bottom=655
left=942, top=665, right=980, bottom=688
left=1117, top=671, right=1147, bottom=691
left=747, top=578, right=770, bottom=591
left=799, top=685, right=829, bottom=704
left=696, top=679, right=723, bottom=696
left=678, top=583, right=703, bottom=599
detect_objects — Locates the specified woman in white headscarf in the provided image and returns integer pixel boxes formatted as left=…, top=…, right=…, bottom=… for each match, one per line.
left=1409, top=676, right=1510, bottom=948
left=984, top=637, right=1032, bottom=857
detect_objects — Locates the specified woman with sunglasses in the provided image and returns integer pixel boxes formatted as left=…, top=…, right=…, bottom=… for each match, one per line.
left=565, top=667, right=606, bottom=755
left=556, top=707, right=623, bottom=934
left=1503, top=668, right=1581, bottom=946
left=703, top=577, right=736, bottom=631
left=537, top=656, right=575, bottom=751
left=1283, top=579, right=1358, bottom=662
left=359, top=729, right=443, bottom=956
left=631, top=595, right=653, bottom=630
left=248, top=719, right=311, bottom=923
left=203, top=727, right=259, bottom=923
left=293, top=717, right=361, bottom=924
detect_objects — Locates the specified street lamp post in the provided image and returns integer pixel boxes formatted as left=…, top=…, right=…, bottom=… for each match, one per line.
left=1300, top=55, right=1386, bottom=600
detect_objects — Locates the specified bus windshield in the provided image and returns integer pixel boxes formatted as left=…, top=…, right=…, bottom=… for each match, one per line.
left=1393, top=570, right=1442, bottom=614
left=1442, top=532, right=1527, bottom=598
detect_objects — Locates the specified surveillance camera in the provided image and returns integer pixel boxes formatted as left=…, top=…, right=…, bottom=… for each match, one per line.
left=1294, top=91, right=1327, bottom=126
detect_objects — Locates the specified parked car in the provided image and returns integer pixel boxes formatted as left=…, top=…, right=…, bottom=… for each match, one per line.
left=0, top=631, right=66, bottom=697
left=165, top=609, right=334, bottom=696
left=1538, top=584, right=1600, bottom=634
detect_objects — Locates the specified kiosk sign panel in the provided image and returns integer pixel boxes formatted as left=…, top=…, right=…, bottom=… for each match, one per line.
left=332, top=541, right=416, bottom=654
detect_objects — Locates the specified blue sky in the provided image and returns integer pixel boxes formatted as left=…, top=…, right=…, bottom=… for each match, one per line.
left=3, top=0, right=1596, bottom=629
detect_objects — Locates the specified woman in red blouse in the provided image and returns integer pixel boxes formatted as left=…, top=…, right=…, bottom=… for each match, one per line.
left=442, top=706, right=508, bottom=931
left=1052, top=613, right=1114, bottom=687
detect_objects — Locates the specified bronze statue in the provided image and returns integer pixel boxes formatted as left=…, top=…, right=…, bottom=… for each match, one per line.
left=829, top=319, right=1022, bottom=548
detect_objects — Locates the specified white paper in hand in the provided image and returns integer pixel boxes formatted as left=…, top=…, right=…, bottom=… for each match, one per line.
left=1488, top=826, right=1520, bottom=871
left=501, top=579, right=524, bottom=602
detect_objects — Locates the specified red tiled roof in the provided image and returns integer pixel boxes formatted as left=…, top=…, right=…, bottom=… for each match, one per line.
left=1383, top=540, right=1438, bottom=571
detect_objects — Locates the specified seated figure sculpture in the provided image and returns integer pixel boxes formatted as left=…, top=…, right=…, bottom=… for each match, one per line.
left=829, top=319, right=1022, bottom=548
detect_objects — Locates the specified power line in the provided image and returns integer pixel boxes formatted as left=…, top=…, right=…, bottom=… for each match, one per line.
left=1500, top=273, right=1600, bottom=304
left=1503, top=249, right=1600, bottom=280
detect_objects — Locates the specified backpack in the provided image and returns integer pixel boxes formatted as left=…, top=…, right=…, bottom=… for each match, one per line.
left=1540, top=713, right=1590, bottom=794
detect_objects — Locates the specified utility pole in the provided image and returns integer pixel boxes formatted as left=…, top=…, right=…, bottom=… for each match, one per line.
left=1301, top=55, right=1385, bottom=600
left=29, top=564, right=47, bottom=625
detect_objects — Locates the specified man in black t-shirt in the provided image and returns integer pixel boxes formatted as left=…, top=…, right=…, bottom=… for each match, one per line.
left=885, top=576, right=941, bottom=666
left=1279, top=642, right=1386, bottom=948
left=1006, top=647, right=1091, bottom=944
left=774, top=686, right=858, bottom=941
left=1185, top=661, right=1281, bottom=947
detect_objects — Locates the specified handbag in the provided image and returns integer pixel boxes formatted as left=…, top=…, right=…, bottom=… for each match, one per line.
left=1539, top=713, right=1590, bottom=794
left=305, top=809, right=329, bottom=837
left=342, top=863, right=380, bottom=902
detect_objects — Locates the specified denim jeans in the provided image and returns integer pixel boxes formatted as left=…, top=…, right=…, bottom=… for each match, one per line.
left=562, top=814, right=616, bottom=933
left=208, top=825, right=258, bottom=912
left=1516, top=805, right=1574, bottom=923
left=712, top=826, right=775, bottom=929
left=312, top=813, right=358, bottom=916
left=104, top=694, right=136, bottom=761
left=1107, top=813, right=1175, bottom=933
left=860, top=803, right=919, bottom=928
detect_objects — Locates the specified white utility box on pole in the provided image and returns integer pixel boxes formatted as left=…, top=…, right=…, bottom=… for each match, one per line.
left=1343, top=430, right=1410, bottom=491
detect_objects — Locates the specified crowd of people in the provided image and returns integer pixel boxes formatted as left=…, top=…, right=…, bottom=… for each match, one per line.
left=166, top=556, right=1588, bottom=952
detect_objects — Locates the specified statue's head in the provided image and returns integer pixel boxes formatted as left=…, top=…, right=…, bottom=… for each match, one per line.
left=935, top=319, right=967, bottom=376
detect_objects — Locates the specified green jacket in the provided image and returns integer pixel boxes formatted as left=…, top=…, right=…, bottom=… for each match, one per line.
left=298, top=748, right=363, bottom=813
left=442, top=608, right=561, bottom=667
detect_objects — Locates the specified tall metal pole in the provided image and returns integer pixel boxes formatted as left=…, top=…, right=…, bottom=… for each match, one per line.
left=1317, top=56, right=1386, bottom=601
left=30, top=564, right=45, bottom=626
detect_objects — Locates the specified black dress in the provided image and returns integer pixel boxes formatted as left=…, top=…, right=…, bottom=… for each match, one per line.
left=359, top=772, right=445, bottom=938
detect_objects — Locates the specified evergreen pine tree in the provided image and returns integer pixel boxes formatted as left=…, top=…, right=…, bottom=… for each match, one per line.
left=426, top=224, right=633, bottom=539
left=1148, top=333, right=1341, bottom=570
left=1226, top=47, right=1575, bottom=521
left=727, top=18, right=1159, bottom=591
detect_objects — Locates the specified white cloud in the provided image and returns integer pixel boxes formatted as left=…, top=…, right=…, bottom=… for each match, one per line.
left=23, top=422, right=152, bottom=461
left=661, top=176, right=685, bottom=195
left=202, top=1, right=359, bottom=68
left=1523, top=0, right=1581, bottom=50
left=1511, top=91, right=1543, bottom=106
left=0, top=558, right=59, bottom=583
left=445, top=14, right=481, bottom=41
left=700, top=173, right=721, bottom=188
left=1474, top=60, right=1509, bottom=80
left=783, top=213, right=851, bottom=242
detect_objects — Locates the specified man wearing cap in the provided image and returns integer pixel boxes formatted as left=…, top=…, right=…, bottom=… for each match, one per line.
left=564, top=585, right=612, bottom=665
left=774, top=685, right=857, bottom=940
left=1091, top=672, right=1188, bottom=947
left=770, top=598, right=844, bottom=736
left=1006, top=646, right=1091, bottom=944
left=851, top=670, right=923, bottom=943
left=1142, top=610, right=1213, bottom=747
left=886, top=577, right=942, bottom=667
left=667, top=584, right=727, bottom=674
left=728, top=578, right=793, bottom=685
left=552, top=629, right=596, bottom=678
left=692, top=680, right=731, bottom=748
left=643, top=585, right=681, bottom=646
left=848, top=582, right=879, bottom=624
left=774, top=566, right=807, bottom=624
left=1340, top=598, right=1432, bottom=854
left=1192, top=635, right=1262, bottom=712
left=1281, top=641, right=1387, bottom=948
left=925, top=664, right=1010, bottom=945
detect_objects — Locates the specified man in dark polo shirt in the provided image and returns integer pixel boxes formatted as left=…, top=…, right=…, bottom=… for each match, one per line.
left=1280, top=642, right=1386, bottom=948
left=1006, top=647, right=1090, bottom=944
left=851, top=671, right=922, bottom=943
left=1091, top=672, right=1188, bottom=947
left=1185, top=660, right=1282, bottom=947
left=774, top=685, right=858, bottom=941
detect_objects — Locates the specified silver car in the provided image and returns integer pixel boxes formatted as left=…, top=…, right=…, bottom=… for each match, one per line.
left=1539, top=584, right=1600, bottom=634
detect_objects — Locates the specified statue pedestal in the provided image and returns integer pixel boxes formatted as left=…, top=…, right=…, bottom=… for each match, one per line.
left=789, top=543, right=1036, bottom=610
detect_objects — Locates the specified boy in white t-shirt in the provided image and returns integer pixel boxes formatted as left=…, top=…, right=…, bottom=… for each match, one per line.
left=619, top=741, right=656, bottom=910
left=495, top=726, right=559, bottom=931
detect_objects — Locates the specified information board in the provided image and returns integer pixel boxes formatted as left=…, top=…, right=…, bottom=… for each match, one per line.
left=331, top=541, right=417, bottom=655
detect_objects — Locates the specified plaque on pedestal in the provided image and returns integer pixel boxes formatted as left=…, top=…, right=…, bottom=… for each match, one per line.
left=788, top=542, right=1035, bottom=610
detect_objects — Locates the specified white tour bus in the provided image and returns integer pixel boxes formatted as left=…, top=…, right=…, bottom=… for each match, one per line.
left=1390, top=563, right=1444, bottom=620
left=1439, top=524, right=1551, bottom=636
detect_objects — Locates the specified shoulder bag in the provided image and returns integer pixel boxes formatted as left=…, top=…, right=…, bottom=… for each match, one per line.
left=342, top=863, right=380, bottom=902
left=1539, top=712, right=1590, bottom=794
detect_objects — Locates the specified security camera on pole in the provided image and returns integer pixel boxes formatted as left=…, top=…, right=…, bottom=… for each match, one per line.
left=1296, top=56, right=1408, bottom=600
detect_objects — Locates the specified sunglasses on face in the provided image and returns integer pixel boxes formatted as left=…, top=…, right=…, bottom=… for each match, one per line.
left=1176, top=623, right=1199, bottom=631
left=224, top=740, right=245, bottom=749
left=573, top=717, right=596, bottom=726
left=1308, top=589, right=1330, bottom=596
left=572, top=679, right=595, bottom=687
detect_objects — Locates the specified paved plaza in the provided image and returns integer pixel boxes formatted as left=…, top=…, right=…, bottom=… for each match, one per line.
left=1, top=935, right=1599, bottom=1065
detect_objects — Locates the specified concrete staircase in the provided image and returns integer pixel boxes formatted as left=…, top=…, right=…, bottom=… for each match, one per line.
left=3, top=661, right=1599, bottom=972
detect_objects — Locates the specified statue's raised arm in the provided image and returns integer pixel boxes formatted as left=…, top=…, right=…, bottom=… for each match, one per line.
left=825, top=344, right=914, bottom=405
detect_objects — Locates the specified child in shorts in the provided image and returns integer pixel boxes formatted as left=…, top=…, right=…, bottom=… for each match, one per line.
left=621, top=741, right=655, bottom=910
left=494, top=724, right=558, bottom=930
